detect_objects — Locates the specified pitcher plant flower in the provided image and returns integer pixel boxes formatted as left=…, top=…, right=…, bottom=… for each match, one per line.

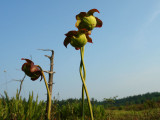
left=21, top=58, right=51, bottom=120
left=21, top=58, right=43, bottom=81
left=64, top=8, right=103, bottom=120
left=64, top=29, right=92, bottom=50
left=75, top=9, right=103, bottom=31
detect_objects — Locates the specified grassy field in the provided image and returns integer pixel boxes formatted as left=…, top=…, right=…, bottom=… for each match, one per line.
left=105, top=109, right=160, bottom=120
left=1, top=91, right=160, bottom=120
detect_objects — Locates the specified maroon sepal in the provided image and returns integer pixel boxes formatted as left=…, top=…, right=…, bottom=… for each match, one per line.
left=87, top=9, right=100, bottom=15
left=76, top=12, right=87, bottom=20
left=86, top=35, right=93, bottom=43
left=95, top=17, right=103, bottom=27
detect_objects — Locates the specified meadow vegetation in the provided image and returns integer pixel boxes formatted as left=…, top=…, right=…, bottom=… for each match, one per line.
left=1, top=91, right=160, bottom=120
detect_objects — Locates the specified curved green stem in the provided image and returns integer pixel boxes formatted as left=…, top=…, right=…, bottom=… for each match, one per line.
left=38, top=66, right=51, bottom=120
left=80, top=47, right=94, bottom=120
left=80, top=47, right=86, bottom=120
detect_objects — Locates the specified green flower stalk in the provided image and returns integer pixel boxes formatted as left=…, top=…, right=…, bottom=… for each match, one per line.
left=21, top=58, right=51, bottom=120
left=64, top=8, right=103, bottom=120
left=80, top=46, right=94, bottom=120
left=64, top=32, right=94, bottom=119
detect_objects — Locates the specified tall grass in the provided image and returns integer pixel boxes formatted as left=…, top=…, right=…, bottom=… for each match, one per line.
left=0, top=91, right=106, bottom=120
left=1, top=91, right=160, bottom=120
left=0, top=90, right=45, bottom=120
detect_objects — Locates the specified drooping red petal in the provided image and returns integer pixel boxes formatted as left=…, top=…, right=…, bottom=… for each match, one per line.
left=87, top=9, right=100, bottom=15
left=76, top=12, right=87, bottom=20
left=64, top=31, right=78, bottom=48
left=65, top=31, right=78, bottom=37
left=64, top=37, right=71, bottom=48
left=21, top=58, right=34, bottom=66
left=21, top=58, right=34, bottom=72
left=30, top=65, right=41, bottom=73
left=75, top=47, right=80, bottom=50
left=31, top=71, right=42, bottom=81
left=31, top=76, right=39, bottom=81
left=86, top=34, right=93, bottom=43
left=39, top=74, right=43, bottom=81
left=21, top=58, right=40, bottom=73
left=79, top=28, right=88, bottom=33
left=95, top=17, right=103, bottom=27
left=21, top=63, right=28, bottom=72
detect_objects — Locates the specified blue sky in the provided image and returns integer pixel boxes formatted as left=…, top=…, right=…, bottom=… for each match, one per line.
left=0, top=0, right=160, bottom=101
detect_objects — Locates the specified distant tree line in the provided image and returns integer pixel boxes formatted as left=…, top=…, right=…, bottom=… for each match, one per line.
left=56, top=92, right=160, bottom=108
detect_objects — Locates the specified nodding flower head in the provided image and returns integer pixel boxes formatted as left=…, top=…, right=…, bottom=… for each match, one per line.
left=63, top=29, right=92, bottom=50
left=21, top=58, right=43, bottom=81
left=75, top=9, right=103, bottom=31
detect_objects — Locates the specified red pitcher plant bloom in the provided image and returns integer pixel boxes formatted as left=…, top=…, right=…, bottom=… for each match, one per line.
left=63, top=29, right=92, bottom=50
left=63, top=8, right=103, bottom=120
left=21, top=58, right=43, bottom=81
left=75, top=9, right=103, bottom=31
left=21, top=58, right=52, bottom=119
